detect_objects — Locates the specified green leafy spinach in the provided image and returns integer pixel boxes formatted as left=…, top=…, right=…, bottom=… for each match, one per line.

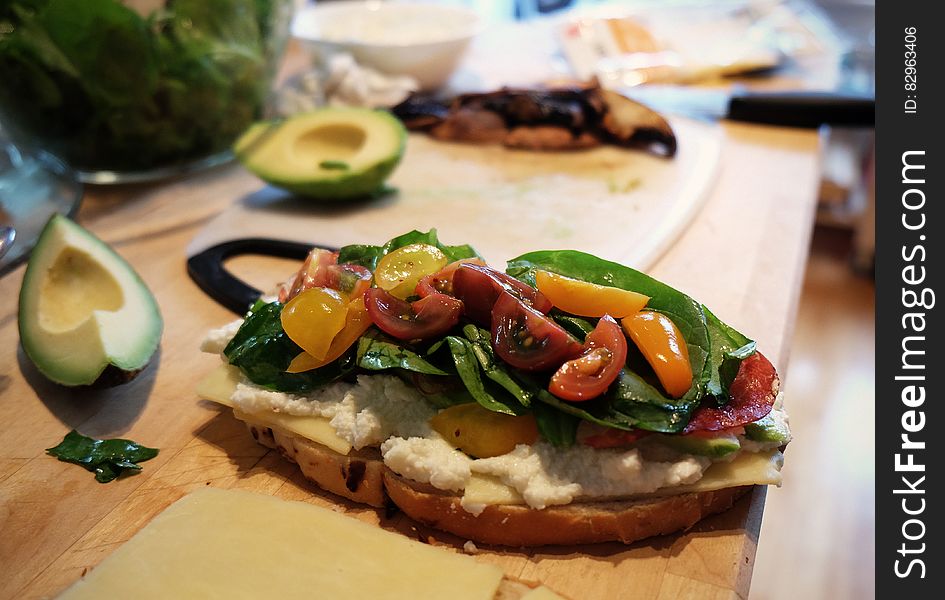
left=46, top=430, right=158, bottom=483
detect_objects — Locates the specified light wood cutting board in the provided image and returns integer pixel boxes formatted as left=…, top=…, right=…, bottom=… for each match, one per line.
left=188, top=118, right=720, bottom=269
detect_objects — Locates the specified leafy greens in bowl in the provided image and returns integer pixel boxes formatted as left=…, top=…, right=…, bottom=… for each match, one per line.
left=0, top=0, right=293, bottom=181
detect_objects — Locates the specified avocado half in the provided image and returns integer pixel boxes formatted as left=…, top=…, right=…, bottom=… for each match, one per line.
left=234, top=108, right=407, bottom=200
left=18, top=215, right=163, bottom=387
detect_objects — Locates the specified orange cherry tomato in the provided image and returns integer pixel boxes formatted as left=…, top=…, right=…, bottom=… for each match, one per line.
left=281, top=287, right=347, bottom=360
left=535, top=270, right=649, bottom=318
left=286, top=296, right=372, bottom=373
left=621, top=311, right=693, bottom=398
left=430, top=403, right=539, bottom=458
left=374, top=243, right=449, bottom=299
left=278, top=248, right=338, bottom=302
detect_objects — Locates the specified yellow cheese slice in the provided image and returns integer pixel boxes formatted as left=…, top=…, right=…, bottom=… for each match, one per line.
left=58, top=488, right=505, bottom=600
left=461, top=450, right=784, bottom=507
left=463, top=473, right=524, bottom=506
left=666, top=449, right=783, bottom=494
left=195, top=363, right=241, bottom=407
left=521, top=586, right=568, bottom=600
left=196, top=364, right=352, bottom=455
left=234, top=409, right=352, bottom=456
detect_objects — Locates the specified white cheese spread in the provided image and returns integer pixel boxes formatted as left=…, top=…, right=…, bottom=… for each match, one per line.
left=203, top=325, right=783, bottom=513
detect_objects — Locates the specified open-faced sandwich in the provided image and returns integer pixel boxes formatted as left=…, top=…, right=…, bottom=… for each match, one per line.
left=198, top=230, right=789, bottom=546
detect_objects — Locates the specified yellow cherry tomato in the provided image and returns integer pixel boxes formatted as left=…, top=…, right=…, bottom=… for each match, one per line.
left=286, top=296, right=372, bottom=373
left=430, top=404, right=539, bottom=458
left=281, top=287, right=347, bottom=360
left=621, top=311, right=692, bottom=398
left=374, top=243, right=449, bottom=300
left=535, top=270, right=649, bottom=318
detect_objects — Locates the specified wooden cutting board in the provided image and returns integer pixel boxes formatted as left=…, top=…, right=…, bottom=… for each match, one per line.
left=187, top=119, right=720, bottom=269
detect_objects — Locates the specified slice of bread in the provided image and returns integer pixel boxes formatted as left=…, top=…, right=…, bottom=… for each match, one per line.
left=243, top=419, right=750, bottom=547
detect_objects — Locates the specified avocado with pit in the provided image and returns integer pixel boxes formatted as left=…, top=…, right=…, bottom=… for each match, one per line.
left=234, top=108, right=407, bottom=200
left=657, top=433, right=741, bottom=458
left=18, top=215, right=163, bottom=387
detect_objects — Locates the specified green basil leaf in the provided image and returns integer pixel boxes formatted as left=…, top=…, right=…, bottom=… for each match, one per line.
left=224, top=301, right=355, bottom=392
left=442, top=336, right=525, bottom=416
left=461, top=325, right=535, bottom=407
left=338, top=229, right=480, bottom=270
left=357, top=330, right=450, bottom=376
left=46, top=430, right=158, bottom=483
left=531, top=402, right=579, bottom=448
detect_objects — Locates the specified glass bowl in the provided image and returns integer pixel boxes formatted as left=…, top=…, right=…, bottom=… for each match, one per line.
left=0, top=0, right=294, bottom=183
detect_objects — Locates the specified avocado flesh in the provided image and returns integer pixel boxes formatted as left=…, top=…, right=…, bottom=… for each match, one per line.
left=744, top=414, right=791, bottom=444
left=657, top=433, right=741, bottom=458
left=235, top=108, right=406, bottom=200
left=18, top=215, right=163, bottom=386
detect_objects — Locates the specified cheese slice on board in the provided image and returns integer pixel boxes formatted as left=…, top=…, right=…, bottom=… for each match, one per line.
left=197, top=365, right=352, bottom=455
left=58, top=488, right=505, bottom=600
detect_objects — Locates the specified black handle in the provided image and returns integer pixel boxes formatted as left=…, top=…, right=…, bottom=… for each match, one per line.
left=187, top=238, right=328, bottom=314
left=728, top=91, right=875, bottom=128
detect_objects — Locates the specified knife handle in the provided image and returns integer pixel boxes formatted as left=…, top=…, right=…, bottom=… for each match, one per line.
left=187, top=238, right=327, bottom=315
left=728, top=92, right=875, bottom=128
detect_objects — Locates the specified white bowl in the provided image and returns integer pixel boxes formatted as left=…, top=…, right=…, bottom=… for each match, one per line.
left=291, top=1, right=480, bottom=91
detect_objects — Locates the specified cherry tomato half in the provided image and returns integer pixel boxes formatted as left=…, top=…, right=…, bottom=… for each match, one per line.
left=278, top=248, right=338, bottom=302
left=622, top=311, right=693, bottom=398
left=364, top=287, right=463, bottom=342
left=430, top=403, right=539, bottom=458
left=453, top=263, right=553, bottom=326
left=373, top=243, right=449, bottom=299
left=281, top=287, right=348, bottom=360
left=549, top=315, right=627, bottom=401
left=535, top=270, right=649, bottom=318
left=327, top=263, right=372, bottom=300
left=286, top=296, right=372, bottom=373
left=491, top=291, right=582, bottom=371
left=415, top=258, right=487, bottom=298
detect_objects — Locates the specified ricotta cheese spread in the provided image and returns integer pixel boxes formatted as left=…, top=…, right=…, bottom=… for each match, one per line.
left=203, top=323, right=781, bottom=513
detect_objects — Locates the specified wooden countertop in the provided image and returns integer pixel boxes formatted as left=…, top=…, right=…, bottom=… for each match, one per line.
left=0, top=21, right=822, bottom=600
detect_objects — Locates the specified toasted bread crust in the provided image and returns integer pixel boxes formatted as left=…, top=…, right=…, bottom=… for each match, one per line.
left=242, top=420, right=752, bottom=546
left=384, top=471, right=750, bottom=546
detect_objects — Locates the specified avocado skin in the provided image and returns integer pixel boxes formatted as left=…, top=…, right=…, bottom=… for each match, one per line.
left=271, top=153, right=403, bottom=200
left=236, top=109, right=407, bottom=201
left=657, top=434, right=741, bottom=458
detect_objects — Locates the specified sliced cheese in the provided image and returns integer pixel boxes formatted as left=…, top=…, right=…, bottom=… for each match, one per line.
left=666, top=449, right=784, bottom=495
left=463, top=473, right=524, bottom=506
left=521, top=586, right=568, bottom=600
left=195, top=363, right=242, bottom=407
left=58, top=488, right=505, bottom=600
left=197, top=364, right=352, bottom=455
left=459, top=450, right=784, bottom=507
left=234, top=409, right=352, bottom=456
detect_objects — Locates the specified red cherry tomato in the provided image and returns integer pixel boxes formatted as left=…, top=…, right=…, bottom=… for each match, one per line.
left=549, top=315, right=627, bottom=401
left=327, top=263, right=372, bottom=299
left=364, top=287, right=463, bottom=342
left=582, top=428, right=652, bottom=449
left=491, top=292, right=582, bottom=371
left=416, top=258, right=487, bottom=298
left=279, top=248, right=338, bottom=302
left=453, top=263, right=552, bottom=326
left=683, top=352, right=779, bottom=433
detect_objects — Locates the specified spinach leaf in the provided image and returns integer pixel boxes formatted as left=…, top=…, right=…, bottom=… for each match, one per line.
left=552, top=314, right=595, bottom=339
left=441, top=336, right=526, bottom=416
left=531, top=402, right=579, bottom=448
left=46, top=430, right=158, bottom=483
left=224, top=301, right=355, bottom=392
left=357, top=330, right=450, bottom=376
left=703, top=306, right=756, bottom=404
left=506, top=250, right=711, bottom=400
left=461, top=325, right=535, bottom=407
left=338, top=229, right=480, bottom=271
